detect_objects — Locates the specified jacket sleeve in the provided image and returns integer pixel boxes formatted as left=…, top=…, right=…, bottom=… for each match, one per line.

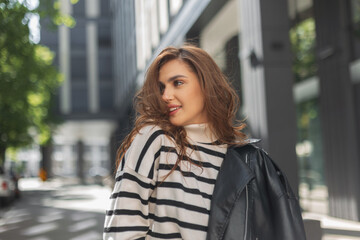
left=252, top=148, right=306, bottom=240
left=103, top=126, right=163, bottom=240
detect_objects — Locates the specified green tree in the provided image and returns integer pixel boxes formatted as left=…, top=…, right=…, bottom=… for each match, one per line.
left=290, top=18, right=317, bottom=83
left=0, top=0, right=75, bottom=166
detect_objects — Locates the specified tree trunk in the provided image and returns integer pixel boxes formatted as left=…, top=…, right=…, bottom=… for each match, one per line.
left=0, top=145, right=6, bottom=169
left=41, top=143, right=53, bottom=179
left=77, top=140, right=85, bottom=184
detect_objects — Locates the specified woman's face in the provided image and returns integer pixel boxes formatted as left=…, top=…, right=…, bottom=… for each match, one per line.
left=158, top=59, right=208, bottom=126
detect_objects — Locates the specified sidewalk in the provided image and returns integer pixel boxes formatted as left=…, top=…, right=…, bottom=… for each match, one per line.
left=300, top=184, right=360, bottom=240
left=303, top=212, right=360, bottom=240
left=0, top=177, right=112, bottom=240
left=8, top=178, right=360, bottom=240
left=18, top=177, right=112, bottom=214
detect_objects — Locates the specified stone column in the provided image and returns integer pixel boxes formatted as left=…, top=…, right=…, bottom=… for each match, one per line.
left=238, top=0, right=299, bottom=192
left=313, top=0, right=360, bottom=220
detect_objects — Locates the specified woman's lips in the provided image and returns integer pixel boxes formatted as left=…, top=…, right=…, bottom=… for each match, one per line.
left=169, top=106, right=181, bottom=116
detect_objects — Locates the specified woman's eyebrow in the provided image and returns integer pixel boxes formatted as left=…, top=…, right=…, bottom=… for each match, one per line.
left=167, top=74, right=187, bottom=83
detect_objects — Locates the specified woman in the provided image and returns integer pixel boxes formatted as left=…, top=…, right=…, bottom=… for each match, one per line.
left=104, top=45, right=306, bottom=240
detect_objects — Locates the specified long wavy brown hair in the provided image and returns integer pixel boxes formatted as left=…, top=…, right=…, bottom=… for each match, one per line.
left=116, top=44, right=247, bottom=178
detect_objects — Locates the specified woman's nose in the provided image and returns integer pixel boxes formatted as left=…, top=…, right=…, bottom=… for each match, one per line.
left=162, top=88, right=174, bottom=102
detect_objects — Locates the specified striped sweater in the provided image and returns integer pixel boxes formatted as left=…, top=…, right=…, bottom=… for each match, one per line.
left=104, top=124, right=227, bottom=240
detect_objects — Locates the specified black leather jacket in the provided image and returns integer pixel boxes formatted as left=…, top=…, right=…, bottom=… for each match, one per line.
left=206, top=144, right=306, bottom=240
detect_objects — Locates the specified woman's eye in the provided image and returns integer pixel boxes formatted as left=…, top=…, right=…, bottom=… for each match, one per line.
left=174, top=80, right=183, bottom=86
left=159, top=84, right=165, bottom=94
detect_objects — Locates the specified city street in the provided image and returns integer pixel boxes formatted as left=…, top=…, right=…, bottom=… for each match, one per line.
left=0, top=178, right=112, bottom=240
left=1, top=179, right=360, bottom=239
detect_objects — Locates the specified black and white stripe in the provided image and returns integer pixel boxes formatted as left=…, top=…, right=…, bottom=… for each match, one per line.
left=104, top=125, right=227, bottom=240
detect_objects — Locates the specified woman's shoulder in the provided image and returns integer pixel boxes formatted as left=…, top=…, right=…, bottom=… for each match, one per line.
left=131, top=124, right=170, bottom=148
left=230, top=140, right=270, bottom=163
left=121, top=125, right=168, bottom=176
left=134, top=125, right=168, bottom=142
left=137, top=124, right=164, bottom=135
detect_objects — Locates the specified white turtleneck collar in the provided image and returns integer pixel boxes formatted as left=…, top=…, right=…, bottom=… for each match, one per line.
left=183, top=123, right=217, bottom=144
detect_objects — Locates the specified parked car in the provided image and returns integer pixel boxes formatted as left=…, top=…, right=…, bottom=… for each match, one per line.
left=0, top=167, right=18, bottom=206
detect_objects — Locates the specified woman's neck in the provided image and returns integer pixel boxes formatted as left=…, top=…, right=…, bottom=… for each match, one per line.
left=183, top=123, right=217, bottom=144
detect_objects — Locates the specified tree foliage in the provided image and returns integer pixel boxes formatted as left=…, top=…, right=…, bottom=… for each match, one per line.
left=290, top=18, right=325, bottom=185
left=290, top=18, right=317, bottom=83
left=0, top=0, right=75, bottom=165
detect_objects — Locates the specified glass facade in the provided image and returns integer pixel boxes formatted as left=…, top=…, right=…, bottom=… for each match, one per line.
left=351, top=0, right=360, bottom=59
left=289, top=14, right=327, bottom=212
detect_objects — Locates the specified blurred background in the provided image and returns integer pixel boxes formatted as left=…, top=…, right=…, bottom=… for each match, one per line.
left=1, top=0, right=360, bottom=239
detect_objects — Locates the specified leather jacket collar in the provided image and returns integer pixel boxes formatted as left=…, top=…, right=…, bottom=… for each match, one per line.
left=207, top=143, right=306, bottom=240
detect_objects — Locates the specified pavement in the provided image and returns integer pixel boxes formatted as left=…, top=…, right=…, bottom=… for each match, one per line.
left=303, top=212, right=360, bottom=240
left=1, top=178, right=360, bottom=240
left=300, top=184, right=360, bottom=240
left=0, top=177, right=112, bottom=240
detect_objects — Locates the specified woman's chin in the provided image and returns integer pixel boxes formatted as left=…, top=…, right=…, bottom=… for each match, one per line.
left=169, top=119, right=184, bottom=127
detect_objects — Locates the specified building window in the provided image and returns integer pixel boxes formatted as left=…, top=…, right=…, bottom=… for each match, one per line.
left=351, top=0, right=360, bottom=60
left=351, top=0, right=360, bottom=25
left=72, top=0, right=85, bottom=17
left=71, top=54, right=87, bottom=80
left=98, top=21, right=112, bottom=48
left=71, top=83, right=88, bottom=112
left=100, top=0, right=111, bottom=16
left=100, top=83, right=114, bottom=110
left=290, top=17, right=327, bottom=214
left=70, top=21, right=86, bottom=50
left=99, top=52, right=112, bottom=79
left=289, top=18, right=317, bottom=83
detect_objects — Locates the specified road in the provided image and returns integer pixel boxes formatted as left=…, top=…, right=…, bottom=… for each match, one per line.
left=0, top=178, right=112, bottom=240
left=3, top=178, right=360, bottom=240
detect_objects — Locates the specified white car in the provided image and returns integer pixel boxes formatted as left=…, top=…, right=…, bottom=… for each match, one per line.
left=0, top=169, right=16, bottom=206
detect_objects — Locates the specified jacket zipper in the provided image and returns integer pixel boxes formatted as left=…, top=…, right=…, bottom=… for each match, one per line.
left=244, top=154, right=249, bottom=240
